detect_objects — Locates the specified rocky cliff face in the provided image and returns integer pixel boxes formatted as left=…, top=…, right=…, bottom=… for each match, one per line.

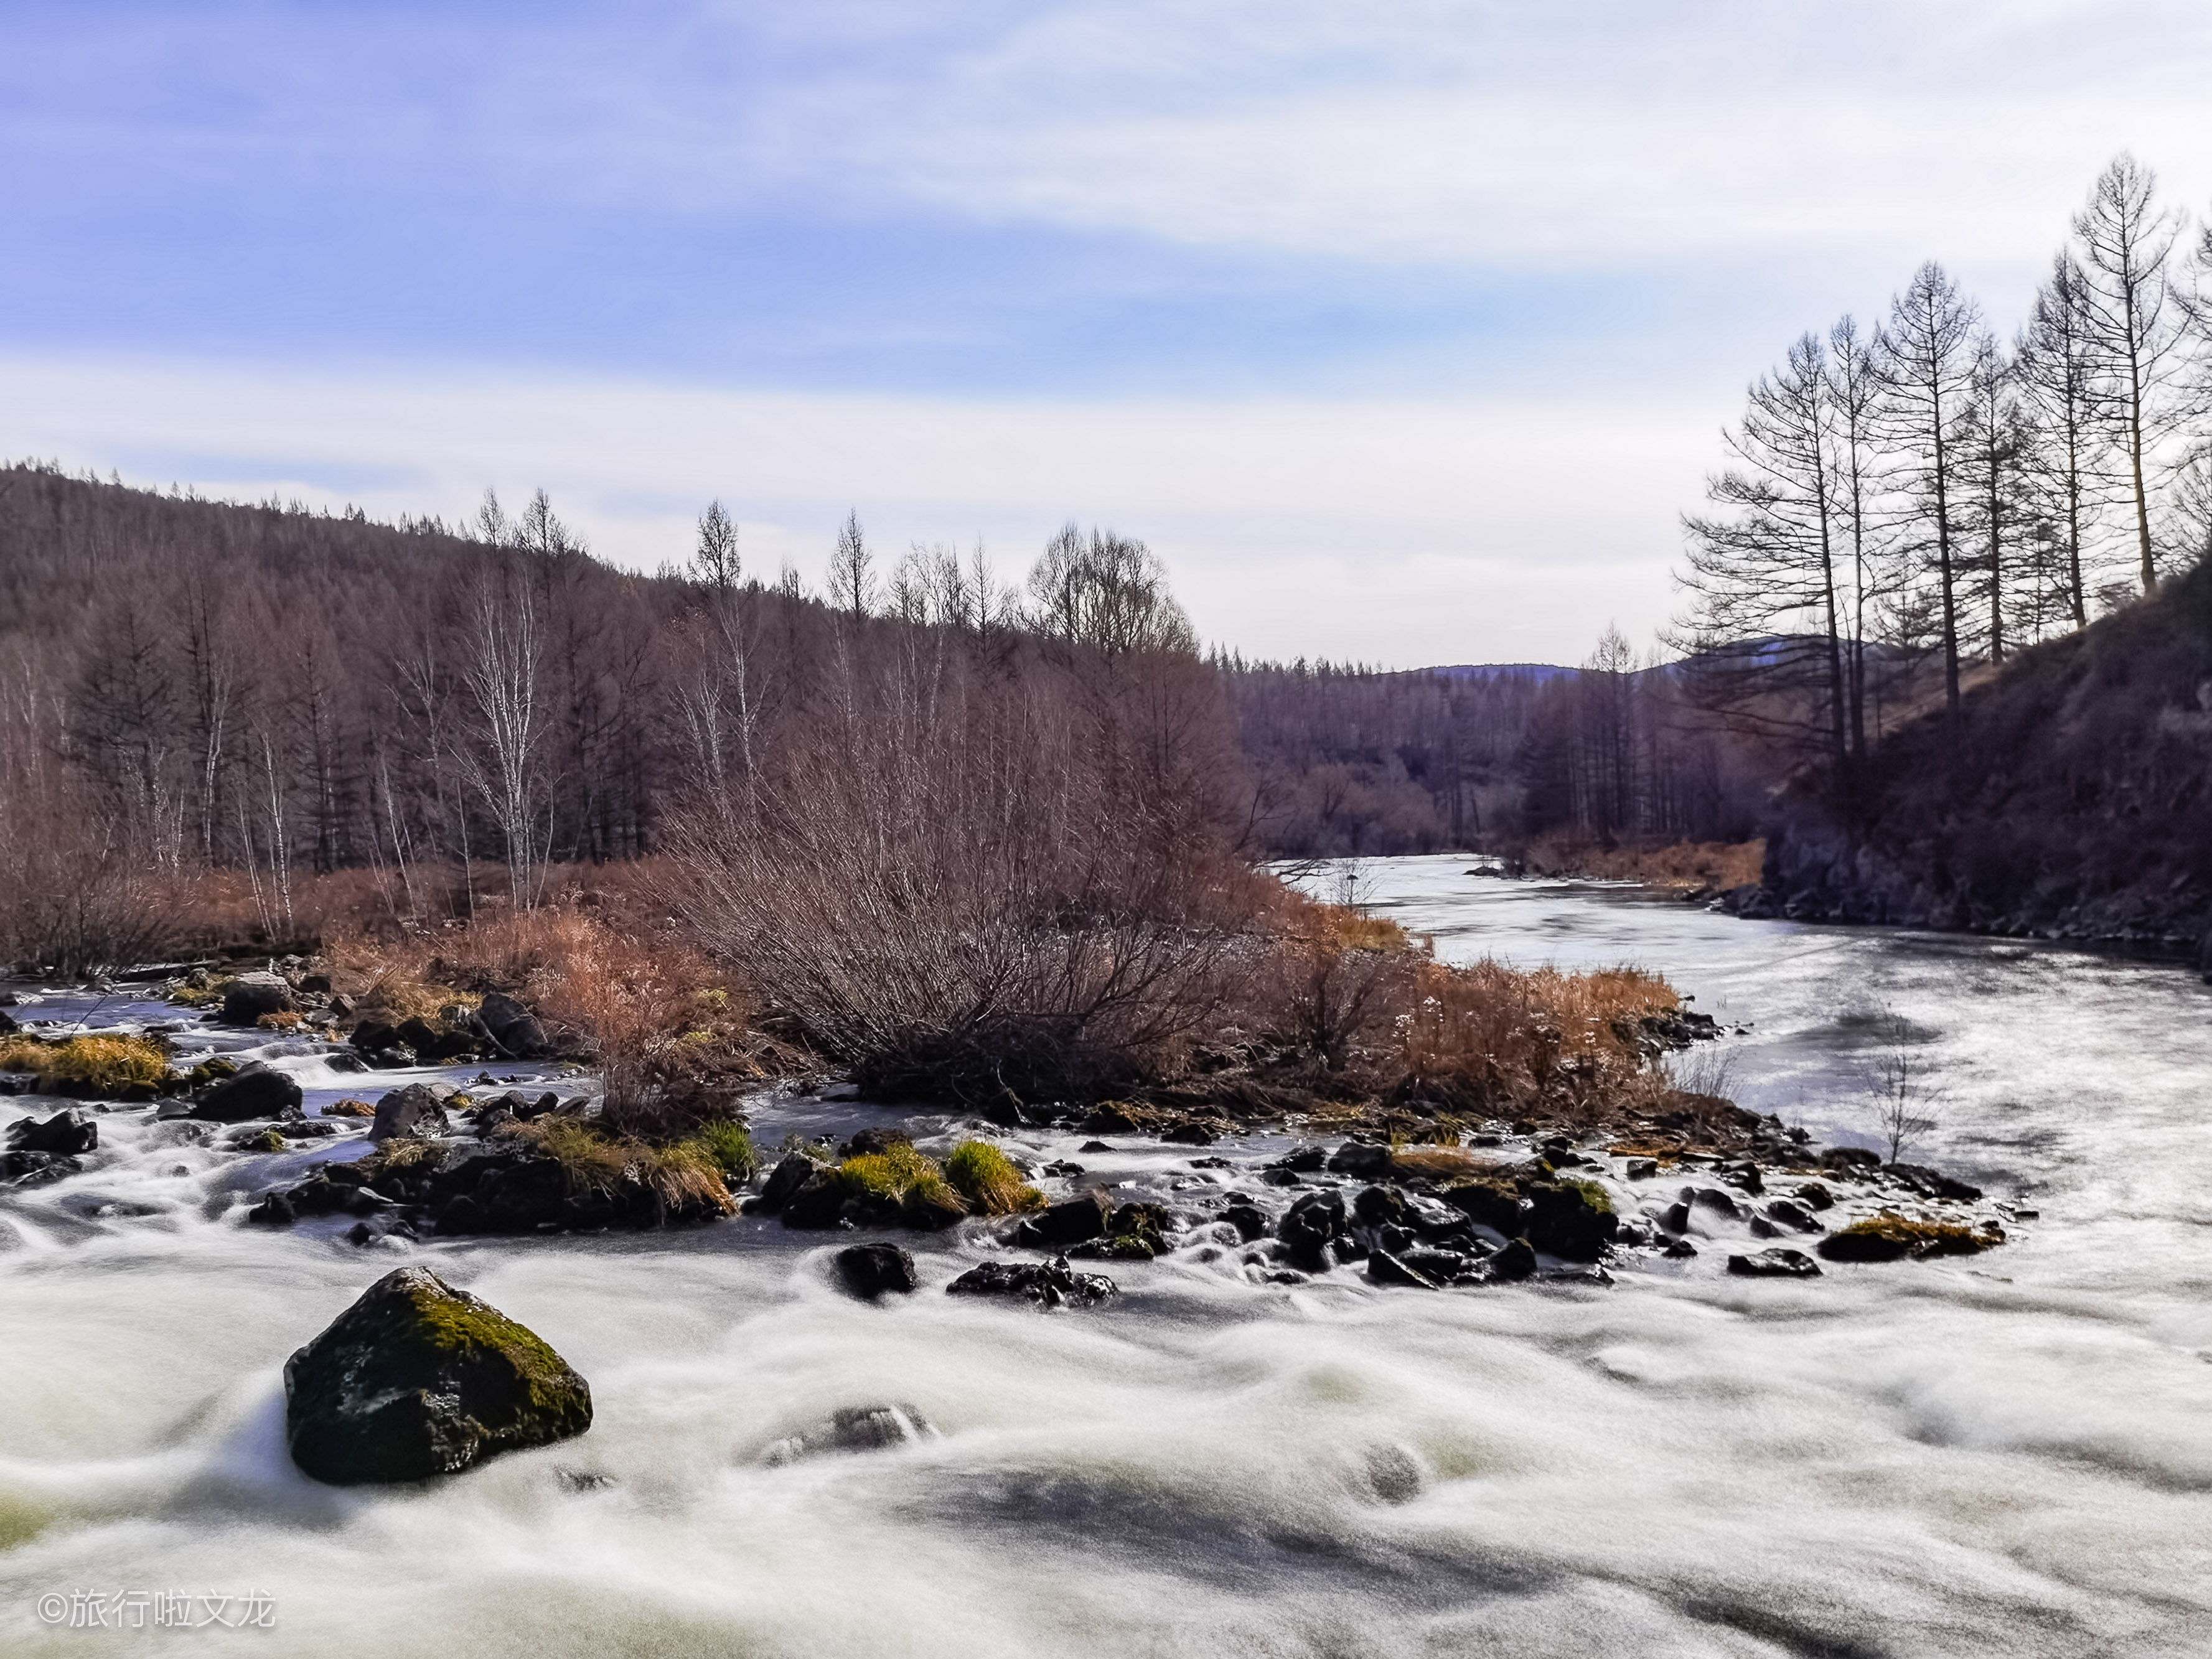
left=1737, top=556, right=2212, bottom=977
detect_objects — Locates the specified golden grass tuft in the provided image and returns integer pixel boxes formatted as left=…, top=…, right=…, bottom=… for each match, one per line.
left=503, top=1115, right=738, bottom=1217
left=944, top=1140, right=1048, bottom=1214
left=0, top=1034, right=169, bottom=1092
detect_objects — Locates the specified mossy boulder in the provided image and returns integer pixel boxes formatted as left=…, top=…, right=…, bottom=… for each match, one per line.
left=283, top=1266, right=592, bottom=1485
left=1816, top=1212, right=2003, bottom=1263
left=1442, top=1176, right=1526, bottom=1236
left=1521, top=1179, right=1617, bottom=1261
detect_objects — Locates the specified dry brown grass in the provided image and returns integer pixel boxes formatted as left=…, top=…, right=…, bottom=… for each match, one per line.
left=0, top=1034, right=170, bottom=1091
left=1521, top=838, right=1765, bottom=892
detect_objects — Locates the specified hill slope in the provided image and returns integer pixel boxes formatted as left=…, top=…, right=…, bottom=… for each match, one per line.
left=1755, top=556, right=2212, bottom=971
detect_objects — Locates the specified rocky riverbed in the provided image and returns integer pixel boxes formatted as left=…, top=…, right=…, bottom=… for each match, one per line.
left=2, top=858, right=2209, bottom=1657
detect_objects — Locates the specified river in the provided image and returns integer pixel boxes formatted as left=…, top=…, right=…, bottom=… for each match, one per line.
left=3, top=854, right=2209, bottom=1656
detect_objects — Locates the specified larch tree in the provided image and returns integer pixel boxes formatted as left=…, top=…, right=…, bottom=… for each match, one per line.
left=1677, top=331, right=1851, bottom=769
left=1878, top=261, right=1980, bottom=717
left=2015, top=255, right=2110, bottom=628
left=2070, top=154, right=2187, bottom=593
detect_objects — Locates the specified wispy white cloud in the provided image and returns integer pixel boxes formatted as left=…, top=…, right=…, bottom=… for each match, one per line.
left=0, top=350, right=1701, bottom=666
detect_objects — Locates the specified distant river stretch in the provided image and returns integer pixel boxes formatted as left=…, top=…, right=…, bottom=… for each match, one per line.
left=3, top=854, right=2210, bottom=1657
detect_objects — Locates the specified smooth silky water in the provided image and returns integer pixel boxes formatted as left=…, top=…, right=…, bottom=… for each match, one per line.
left=3, top=854, right=2209, bottom=1656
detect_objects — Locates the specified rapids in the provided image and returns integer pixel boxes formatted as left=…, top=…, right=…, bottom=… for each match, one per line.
left=3, top=854, right=2210, bottom=1657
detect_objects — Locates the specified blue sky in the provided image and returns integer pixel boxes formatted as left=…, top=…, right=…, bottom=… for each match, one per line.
left=4, top=1, right=2209, bottom=663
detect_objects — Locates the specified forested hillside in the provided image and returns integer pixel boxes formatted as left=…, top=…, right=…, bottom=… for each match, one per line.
left=1756, top=552, right=2212, bottom=960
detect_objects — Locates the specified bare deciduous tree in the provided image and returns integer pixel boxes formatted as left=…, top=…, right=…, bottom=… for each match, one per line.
left=1879, top=261, right=1982, bottom=717
left=2071, top=154, right=2188, bottom=592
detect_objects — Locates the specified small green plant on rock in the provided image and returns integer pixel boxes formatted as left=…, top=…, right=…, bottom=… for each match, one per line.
left=691, top=1120, right=757, bottom=1182
left=944, top=1140, right=1047, bottom=1215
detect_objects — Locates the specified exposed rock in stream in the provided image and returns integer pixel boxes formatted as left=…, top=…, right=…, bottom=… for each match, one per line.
left=946, top=1255, right=1118, bottom=1308
left=283, top=1266, right=592, bottom=1485
left=189, top=1068, right=304, bottom=1123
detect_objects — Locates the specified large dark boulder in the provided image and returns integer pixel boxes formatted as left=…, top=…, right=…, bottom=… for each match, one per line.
left=1443, top=1177, right=1526, bottom=1236
left=283, top=1266, right=592, bottom=1485
left=220, top=972, right=296, bottom=1027
left=754, top=1153, right=822, bottom=1214
left=1522, top=1180, right=1618, bottom=1261
left=370, top=1083, right=449, bottom=1143
left=1326, top=1142, right=1394, bottom=1179
left=1279, top=1189, right=1351, bottom=1271
left=477, top=1159, right=568, bottom=1233
left=190, top=1068, right=305, bottom=1123
left=1016, top=1189, right=1112, bottom=1249
left=6, top=1108, right=98, bottom=1156
left=833, top=1242, right=919, bottom=1300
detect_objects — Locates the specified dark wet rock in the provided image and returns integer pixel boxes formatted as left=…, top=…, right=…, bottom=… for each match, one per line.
left=1888, top=1163, right=1984, bottom=1202
left=1362, top=1443, right=1426, bottom=1504
left=779, top=1170, right=848, bottom=1230
left=478, top=1159, right=568, bottom=1233
left=1819, top=1147, right=1882, bottom=1173
left=436, top=1194, right=489, bottom=1236
left=1272, top=1144, right=1328, bottom=1173
left=1662, top=1235, right=1699, bottom=1258
left=1352, top=1184, right=1410, bottom=1229
left=370, top=1083, right=449, bottom=1143
left=1718, top=1161, right=1765, bottom=1194
left=1441, top=1177, right=1526, bottom=1236
left=220, top=971, right=296, bottom=1026
left=1489, top=1238, right=1538, bottom=1280
left=945, top=1255, right=1118, bottom=1309
left=1220, top=1202, right=1270, bottom=1242
left=1071, top=1200, right=1174, bottom=1261
left=1728, top=1247, right=1822, bottom=1278
left=1077, top=1140, right=1115, bottom=1154
left=982, top=1088, right=1031, bottom=1128
left=1326, top=1142, right=1394, bottom=1179
left=1080, top=1100, right=1146, bottom=1134
left=555, top=1466, right=615, bottom=1492
left=1258, top=1167, right=1307, bottom=1188
left=6, top=1108, right=97, bottom=1156
left=346, top=1217, right=418, bottom=1248
left=754, top=1153, right=822, bottom=1215
left=1762, top=1199, right=1823, bottom=1233
left=1041, top=1159, right=1085, bottom=1178
left=838, top=1127, right=912, bottom=1159
left=1278, top=1189, right=1352, bottom=1271
left=1794, top=1180, right=1835, bottom=1211
left=190, top=1068, right=305, bottom=1123
left=2, top=1149, right=81, bottom=1185
left=1522, top=1180, right=1618, bottom=1261
left=1689, top=1186, right=1742, bottom=1221
left=1747, top=1215, right=1779, bottom=1238
left=764, top=1402, right=937, bottom=1464
left=1158, top=1118, right=1217, bottom=1146
left=1016, top=1189, right=1112, bottom=1249
left=246, top=1190, right=296, bottom=1225
left=1625, top=1157, right=1659, bottom=1180
left=834, top=1241, right=919, bottom=1300
left=477, top=992, right=550, bottom=1058
left=1816, top=1216, right=2003, bottom=1263
left=283, top=1266, right=591, bottom=1485
left=1367, top=1248, right=1441, bottom=1289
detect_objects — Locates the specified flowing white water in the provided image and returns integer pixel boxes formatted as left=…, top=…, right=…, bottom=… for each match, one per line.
left=4, top=856, right=2211, bottom=1657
